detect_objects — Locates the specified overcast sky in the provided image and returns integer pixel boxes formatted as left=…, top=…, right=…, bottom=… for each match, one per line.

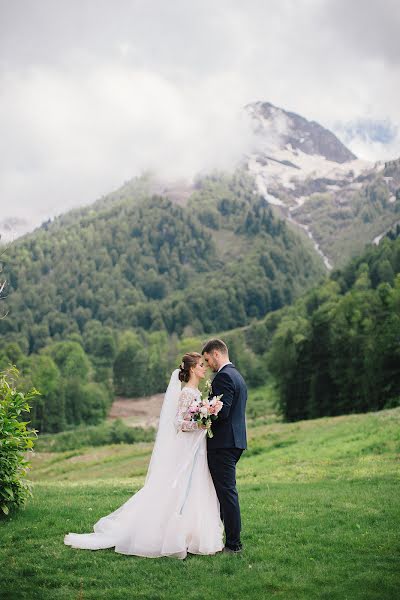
left=1, top=0, right=399, bottom=228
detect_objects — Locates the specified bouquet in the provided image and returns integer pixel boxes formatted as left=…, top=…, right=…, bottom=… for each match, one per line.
left=185, top=388, right=223, bottom=438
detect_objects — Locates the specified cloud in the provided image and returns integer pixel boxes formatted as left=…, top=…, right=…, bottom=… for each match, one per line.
left=0, top=0, right=399, bottom=227
left=0, top=62, right=255, bottom=223
left=319, top=0, right=400, bottom=67
left=332, top=117, right=400, bottom=162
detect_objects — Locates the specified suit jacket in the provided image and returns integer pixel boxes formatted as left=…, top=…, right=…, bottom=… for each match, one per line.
left=206, top=363, right=247, bottom=450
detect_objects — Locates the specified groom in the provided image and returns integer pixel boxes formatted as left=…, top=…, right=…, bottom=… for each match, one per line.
left=202, top=338, right=247, bottom=554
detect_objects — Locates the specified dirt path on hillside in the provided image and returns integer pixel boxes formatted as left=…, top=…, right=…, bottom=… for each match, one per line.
left=107, top=394, right=164, bottom=428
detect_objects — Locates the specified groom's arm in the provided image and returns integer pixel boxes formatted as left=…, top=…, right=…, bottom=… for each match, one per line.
left=212, top=372, right=235, bottom=421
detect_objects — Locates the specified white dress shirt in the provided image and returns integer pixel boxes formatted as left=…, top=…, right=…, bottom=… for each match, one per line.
left=217, top=361, right=232, bottom=373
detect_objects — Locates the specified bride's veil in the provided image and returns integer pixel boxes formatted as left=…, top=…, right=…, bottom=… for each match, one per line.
left=144, top=369, right=181, bottom=486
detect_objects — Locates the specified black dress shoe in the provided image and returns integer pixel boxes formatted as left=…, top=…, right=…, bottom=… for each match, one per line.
left=223, top=545, right=243, bottom=554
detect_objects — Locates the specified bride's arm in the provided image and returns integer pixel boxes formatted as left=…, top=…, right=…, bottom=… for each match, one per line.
left=175, top=388, right=199, bottom=432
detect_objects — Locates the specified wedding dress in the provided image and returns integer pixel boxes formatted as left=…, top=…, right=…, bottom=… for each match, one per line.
left=64, top=370, right=224, bottom=559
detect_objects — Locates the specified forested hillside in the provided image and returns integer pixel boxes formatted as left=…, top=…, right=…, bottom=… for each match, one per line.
left=1, top=170, right=325, bottom=352
left=266, top=233, right=400, bottom=420
left=188, top=227, right=400, bottom=422
left=111, top=224, right=400, bottom=424
left=0, top=170, right=326, bottom=433
left=4, top=168, right=398, bottom=432
left=291, top=157, right=400, bottom=266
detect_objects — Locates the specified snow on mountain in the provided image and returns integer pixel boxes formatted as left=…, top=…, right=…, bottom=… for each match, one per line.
left=243, top=101, right=399, bottom=269
left=3, top=100, right=398, bottom=272
left=244, top=101, right=375, bottom=206
left=246, top=101, right=357, bottom=162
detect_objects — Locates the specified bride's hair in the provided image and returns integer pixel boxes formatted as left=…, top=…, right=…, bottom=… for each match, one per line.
left=178, top=352, right=202, bottom=382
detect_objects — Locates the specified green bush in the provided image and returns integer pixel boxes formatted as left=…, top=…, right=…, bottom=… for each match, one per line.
left=0, top=366, right=39, bottom=516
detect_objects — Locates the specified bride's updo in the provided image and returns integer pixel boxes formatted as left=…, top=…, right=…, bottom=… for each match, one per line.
left=178, top=352, right=202, bottom=383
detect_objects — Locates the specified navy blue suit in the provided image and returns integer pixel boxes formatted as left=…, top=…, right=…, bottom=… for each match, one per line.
left=206, top=363, right=247, bottom=550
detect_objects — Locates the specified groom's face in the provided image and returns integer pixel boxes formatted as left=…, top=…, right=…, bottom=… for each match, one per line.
left=203, top=351, right=219, bottom=373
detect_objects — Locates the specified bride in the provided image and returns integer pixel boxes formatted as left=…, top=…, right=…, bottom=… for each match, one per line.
left=64, top=352, right=224, bottom=559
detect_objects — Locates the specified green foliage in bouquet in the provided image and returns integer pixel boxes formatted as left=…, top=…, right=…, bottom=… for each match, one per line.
left=0, top=366, right=39, bottom=516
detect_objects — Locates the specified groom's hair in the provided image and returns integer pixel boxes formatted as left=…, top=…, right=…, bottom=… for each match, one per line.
left=201, top=338, right=228, bottom=355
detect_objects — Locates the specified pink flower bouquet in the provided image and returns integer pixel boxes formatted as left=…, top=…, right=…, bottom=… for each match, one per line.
left=186, top=394, right=223, bottom=438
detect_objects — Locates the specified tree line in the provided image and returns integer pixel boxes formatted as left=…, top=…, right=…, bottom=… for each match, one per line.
left=266, top=234, right=400, bottom=420
left=2, top=229, right=399, bottom=433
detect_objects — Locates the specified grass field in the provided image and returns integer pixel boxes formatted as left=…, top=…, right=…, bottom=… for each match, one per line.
left=1, top=407, right=399, bottom=600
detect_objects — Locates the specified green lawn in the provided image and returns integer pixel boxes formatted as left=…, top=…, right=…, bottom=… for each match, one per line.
left=1, top=408, right=399, bottom=600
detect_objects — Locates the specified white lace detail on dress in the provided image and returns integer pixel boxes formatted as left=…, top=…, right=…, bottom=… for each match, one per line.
left=175, top=387, right=201, bottom=432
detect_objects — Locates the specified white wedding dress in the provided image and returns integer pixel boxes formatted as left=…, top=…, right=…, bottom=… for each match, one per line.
left=64, top=371, right=224, bottom=559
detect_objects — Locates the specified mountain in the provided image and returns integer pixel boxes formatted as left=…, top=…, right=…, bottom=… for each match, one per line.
left=246, top=101, right=357, bottom=164
left=245, top=102, right=400, bottom=268
left=204, top=227, right=400, bottom=421
left=3, top=101, right=399, bottom=272
left=0, top=170, right=325, bottom=354
left=3, top=169, right=398, bottom=432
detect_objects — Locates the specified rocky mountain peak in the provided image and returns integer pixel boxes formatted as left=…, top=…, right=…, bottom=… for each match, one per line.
left=243, top=101, right=395, bottom=271
left=246, top=101, right=357, bottom=164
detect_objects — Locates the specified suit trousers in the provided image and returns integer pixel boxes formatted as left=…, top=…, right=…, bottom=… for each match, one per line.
left=207, top=447, right=243, bottom=549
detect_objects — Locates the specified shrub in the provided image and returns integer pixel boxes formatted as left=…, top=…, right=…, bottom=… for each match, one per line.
left=0, top=366, right=39, bottom=516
